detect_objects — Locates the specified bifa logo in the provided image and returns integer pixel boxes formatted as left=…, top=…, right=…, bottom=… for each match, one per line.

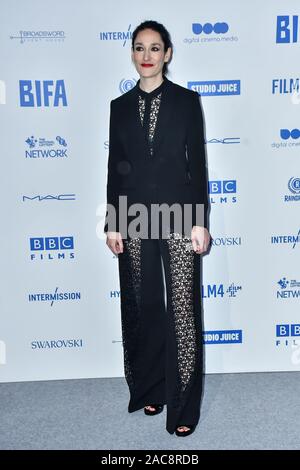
left=0, top=80, right=6, bottom=104
left=19, top=80, right=67, bottom=107
left=0, top=340, right=6, bottom=365
left=276, top=15, right=299, bottom=43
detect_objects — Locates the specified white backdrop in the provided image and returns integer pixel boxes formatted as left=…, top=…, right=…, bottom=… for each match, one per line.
left=1, top=0, right=300, bottom=383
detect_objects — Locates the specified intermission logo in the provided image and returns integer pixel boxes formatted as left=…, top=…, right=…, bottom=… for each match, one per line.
left=188, top=80, right=240, bottom=96
left=25, top=135, right=68, bottom=159
left=23, top=194, right=75, bottom=202
left=272, top=78, right=299, bottom=94
left=271, top=128, right=300, bottom=149
left=119, top=78, right=137, bottom=94
left=28, top=288, right=81, bottom=306
left=202, top=282, right=242, bottom=299
left=203, top=330, right=242, bottom=344
left=31, top=339, right=83, bottom=349
left=276, top=324, right=300, bottom=347
left=30, top=236, right=75, bottom=261
left=10, top=30, right=66, bottom=44
left=19, top=80, right=67, bottom=107
left=99, top=24, right=132, bottom=47
left=271, top=229, right=300, bottom=249
left=276, top=16, right=299, bottom=43
left=284, top=177, right=300, bottom=202
left=276, top=277, right=300, bottom=299
left=206, top=136, right=240, bottom=145
left=209, top=179, right=237, bottom=204
left=184, top=21, right=238, bottom=44
left=211, top=236, right=242, bottom=247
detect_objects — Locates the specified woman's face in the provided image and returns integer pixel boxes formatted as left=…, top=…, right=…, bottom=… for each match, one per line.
left=132, top=28, right=171, bottom=79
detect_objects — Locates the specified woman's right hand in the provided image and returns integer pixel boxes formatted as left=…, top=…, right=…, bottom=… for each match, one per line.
left=106, top=232, right=124, bottom=255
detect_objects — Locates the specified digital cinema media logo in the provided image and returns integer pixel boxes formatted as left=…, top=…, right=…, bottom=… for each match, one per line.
left=276, top=16, right=299, bottom=43
left=29, top=236, right=75, bottom=261
left=208, top=179, right=237, bottom=204
left=271, top=128, right=300, bottom=149
left=188, top=80, right=240, bottom=96
left=203, top=330, right=242, bottom=344
left=19, top=80, right=67, bottom=107
left=183, top=21, right=238, bottom=44
left=276, top=277, right=300, bottom=299
left=25, top=135, right=68, bottom=159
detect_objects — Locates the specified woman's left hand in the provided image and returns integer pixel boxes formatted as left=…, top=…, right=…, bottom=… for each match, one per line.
left=191, top=226, right=211, bottom=254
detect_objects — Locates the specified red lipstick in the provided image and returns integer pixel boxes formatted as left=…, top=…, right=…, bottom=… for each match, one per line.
left=141, top=64, right=154, bottom=67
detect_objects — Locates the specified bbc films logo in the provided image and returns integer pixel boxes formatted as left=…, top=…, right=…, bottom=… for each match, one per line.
left=276, top=16, right=299, bottom=43
left=276, top=324, right=300, bottom=346
left=29, top=236, right=75, bottom=261
left=0, top=340, right=6, bottom=365
left=209, top=179, right=237, bottom=204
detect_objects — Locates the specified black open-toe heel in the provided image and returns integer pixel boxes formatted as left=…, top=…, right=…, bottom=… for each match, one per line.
left=175, top=424, right=196, bottom=437
left=144, top=404, right=164, bottom=416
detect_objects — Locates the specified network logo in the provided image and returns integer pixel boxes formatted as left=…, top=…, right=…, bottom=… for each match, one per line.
left=119, top=78, right=137, bottom=94
left=205, top=136, right=240, bottom=144
left=188, top=80, right=240, bottom=96
left=202, top=282, right=242, bottom=298
left=10, top=30, right=66, bottom=44
left=192, top=22, right=229, bottom=34
left=29, top=236, right=75, bottom=261
left=271, top=230, right=300, bottom=248
left=23, top=194, right=76, bottom=202
left=276, top=277, right=300, bottom=299
left=276, top=324, right=300, bottom=347
left=211, top=236, right=242, bottom=247
left=280, top=129, right=300, bottom=140
left=31, top=339, right=83, bottom=349
left=28, top=288, right=81, bottom=306
left=25, top=135, right=68, bottom=159
left=203, top=330, right=242, bottom=344
left=284, top=177, right=300, bottom=202
left=19, top=80, right=67, bottom=107
left=209, top=179, right=237, bottom=204
left=272, top=78, right=299, bottom=94
left=99, top=24, right=132, bottom=47
left=276, top=16, right=299, bottom=43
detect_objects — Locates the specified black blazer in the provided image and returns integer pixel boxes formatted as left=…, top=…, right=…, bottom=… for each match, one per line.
left=104, top=77, right=209, bottom=235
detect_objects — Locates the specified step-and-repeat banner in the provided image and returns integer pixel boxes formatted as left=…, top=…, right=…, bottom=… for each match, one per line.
left=1, top=0, right=300, bottom=382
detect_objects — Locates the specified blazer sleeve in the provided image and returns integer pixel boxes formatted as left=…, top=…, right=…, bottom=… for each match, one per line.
left=186, top=91, right=209, bottom=229
left=103, top=99, right=121, bottom=233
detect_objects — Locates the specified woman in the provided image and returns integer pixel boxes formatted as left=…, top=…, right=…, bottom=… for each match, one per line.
left=104, top=20, right=210, bottom=437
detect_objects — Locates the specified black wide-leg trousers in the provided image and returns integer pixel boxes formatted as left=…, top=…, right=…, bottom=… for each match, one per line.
left=117, top=232, right=203, bottom=434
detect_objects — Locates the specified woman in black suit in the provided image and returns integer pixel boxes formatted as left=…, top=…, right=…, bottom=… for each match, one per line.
left=104, top=20, right=210, bottom=437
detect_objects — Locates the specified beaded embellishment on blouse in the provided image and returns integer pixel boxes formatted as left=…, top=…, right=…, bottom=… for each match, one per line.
left=138, top=92, right=162, bottom=156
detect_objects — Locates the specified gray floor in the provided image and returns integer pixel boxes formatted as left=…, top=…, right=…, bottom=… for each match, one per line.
left=0, top=372, right=300, bottom=450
